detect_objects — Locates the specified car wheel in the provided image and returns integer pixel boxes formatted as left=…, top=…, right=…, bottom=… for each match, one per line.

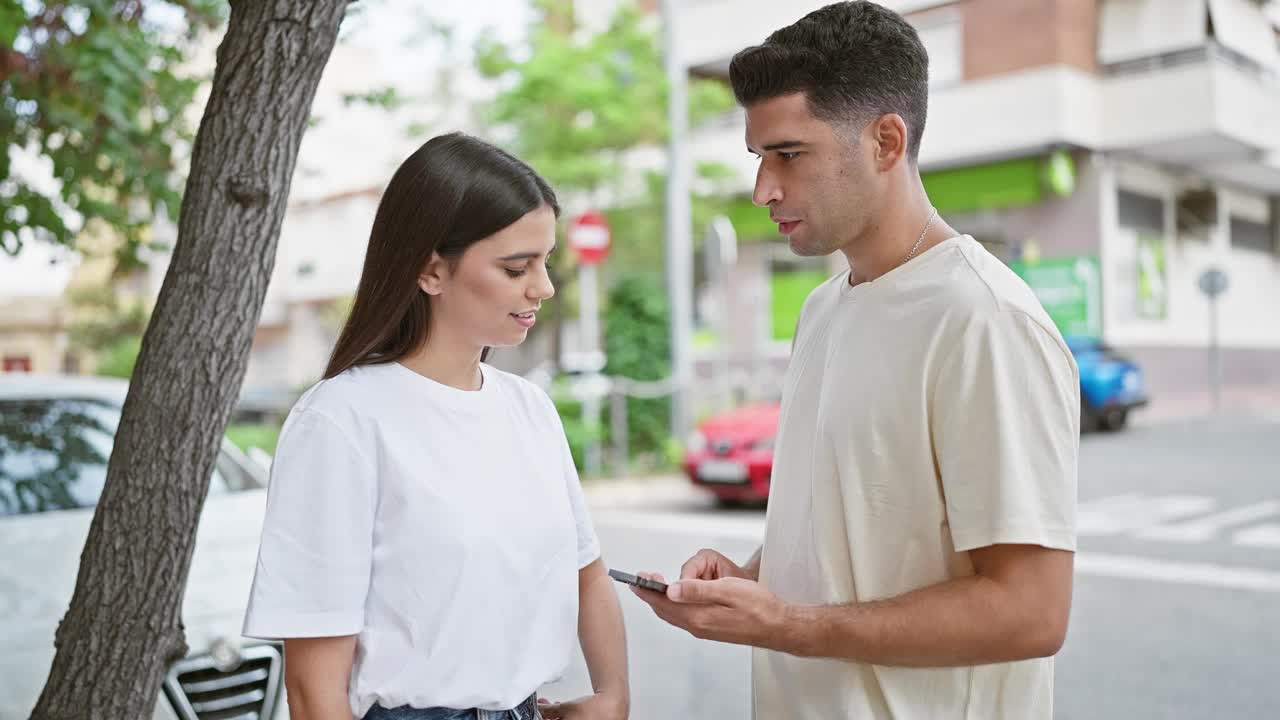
left=1101, top=407, right=1128, bottom=432
left=1080, top=401, right=1100, bottom=433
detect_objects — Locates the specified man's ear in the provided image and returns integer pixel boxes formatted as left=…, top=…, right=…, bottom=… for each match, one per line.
left=872, top=113, right=909, bottom=172
left=418, top=252, right=448, bottom=296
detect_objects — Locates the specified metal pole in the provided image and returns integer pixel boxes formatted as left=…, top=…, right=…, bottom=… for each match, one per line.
left=610, top=388, right=629, bottom=478
left=1209, top=294, right=1221, bottom=414
left=661, top=0, right=694, bottom=441
left=579, top=263, right=602, bottom=475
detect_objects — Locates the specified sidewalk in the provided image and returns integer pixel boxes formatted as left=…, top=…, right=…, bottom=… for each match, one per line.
left=1131, top=384, right=1280, bottom=426
left=581, top=473, right=704, bottom=509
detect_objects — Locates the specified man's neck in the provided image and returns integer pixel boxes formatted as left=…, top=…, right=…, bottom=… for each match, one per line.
left=844, top=201, right=955, bottom=286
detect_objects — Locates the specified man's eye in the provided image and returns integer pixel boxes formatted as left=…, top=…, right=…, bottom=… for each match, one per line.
left=779, top=152, right=799, bottom=161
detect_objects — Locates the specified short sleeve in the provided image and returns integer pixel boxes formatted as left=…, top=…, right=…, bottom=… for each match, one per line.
left=243, top=408, right=376, bottom=639
left=543, top=394, right=601, bottom=569
left=931, top=311, right=1079, bottom=554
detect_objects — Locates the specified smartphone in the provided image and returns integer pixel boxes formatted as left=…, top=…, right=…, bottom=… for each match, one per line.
left=608, top=568, right=669, bottom=593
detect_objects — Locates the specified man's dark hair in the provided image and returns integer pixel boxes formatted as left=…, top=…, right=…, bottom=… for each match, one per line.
left=729, top=1, right=930, bottom=163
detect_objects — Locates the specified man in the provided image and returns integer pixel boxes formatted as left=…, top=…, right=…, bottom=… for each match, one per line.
left=631, top=2, right=1079, bottom=718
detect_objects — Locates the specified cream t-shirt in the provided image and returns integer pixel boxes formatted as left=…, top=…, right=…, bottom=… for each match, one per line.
left=753, top=235, right=1079, bottom=720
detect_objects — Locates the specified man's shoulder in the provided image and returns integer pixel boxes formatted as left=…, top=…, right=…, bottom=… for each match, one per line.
left=933, top=238, right=1059, bottom=333
left=797, top=269, right=849, bottom=316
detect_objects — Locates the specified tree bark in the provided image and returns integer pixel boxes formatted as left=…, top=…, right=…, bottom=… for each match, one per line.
left=30, top=2, right=350, bottom=718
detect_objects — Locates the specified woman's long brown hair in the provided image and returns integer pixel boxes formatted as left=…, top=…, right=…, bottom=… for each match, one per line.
left=323, top=133, right=559, bottom=380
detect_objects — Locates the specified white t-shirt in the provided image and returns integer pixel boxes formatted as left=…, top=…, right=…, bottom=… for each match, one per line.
left=753, top=236, right=1079, bottom=720
left=242, top=361, right=600, bottom=717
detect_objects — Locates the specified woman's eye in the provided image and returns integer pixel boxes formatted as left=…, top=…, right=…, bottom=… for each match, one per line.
left=505, top=267, right=527, bottom=278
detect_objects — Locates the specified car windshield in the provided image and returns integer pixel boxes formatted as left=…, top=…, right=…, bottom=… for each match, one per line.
left=0, top=397, right=252, bottom=517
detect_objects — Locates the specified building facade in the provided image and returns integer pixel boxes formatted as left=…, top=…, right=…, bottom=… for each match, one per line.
left=669, top=0, right=1280, bottom=406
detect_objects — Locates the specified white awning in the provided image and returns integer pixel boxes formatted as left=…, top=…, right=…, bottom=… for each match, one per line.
left=1208, top=0, right=1280, bottom=71
left=1098, top=0, right=1208, bottom=65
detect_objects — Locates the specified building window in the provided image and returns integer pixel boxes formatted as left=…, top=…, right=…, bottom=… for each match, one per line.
left=1230, top=216, right=1272, bottom=253
left=1098, top=0, right=1207, bottom=67
left=1116, top=189, right=1169, bottom=321
left=1118, top=189, right=1165, bottom=233
left=916, top=13, right=963, bottom=89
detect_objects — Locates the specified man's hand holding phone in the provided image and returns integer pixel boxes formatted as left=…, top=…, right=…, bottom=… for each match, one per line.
left=679, top=548, right=755, bottom=582
left=618, top=547, right=790, bottom=653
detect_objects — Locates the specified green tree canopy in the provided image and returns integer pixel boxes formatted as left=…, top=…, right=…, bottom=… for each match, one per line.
left=474, top=0, right=734, bottom=200
left=1, top=1, right=223, bottom=268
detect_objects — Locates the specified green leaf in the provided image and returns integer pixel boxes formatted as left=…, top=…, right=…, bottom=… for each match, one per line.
left=2, top=0, right=223, bottom=265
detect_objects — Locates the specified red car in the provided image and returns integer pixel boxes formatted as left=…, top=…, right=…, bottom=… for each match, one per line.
left=682, top=403, right=780, bottom=505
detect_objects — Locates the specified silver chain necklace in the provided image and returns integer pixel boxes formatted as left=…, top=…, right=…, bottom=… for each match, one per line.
left=900, top=207, right=938, bottom=268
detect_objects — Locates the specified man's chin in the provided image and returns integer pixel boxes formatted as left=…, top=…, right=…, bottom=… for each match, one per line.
left=787, top=233, right=828, bottom=257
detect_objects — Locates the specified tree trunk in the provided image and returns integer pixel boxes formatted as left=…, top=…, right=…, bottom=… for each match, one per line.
left=30, top=2, right=350, bottom=718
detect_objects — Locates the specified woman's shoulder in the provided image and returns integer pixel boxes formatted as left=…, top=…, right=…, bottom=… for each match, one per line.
left=288, top=363, right=394, bottom=425
left=484, top=364, right=558, bottom=416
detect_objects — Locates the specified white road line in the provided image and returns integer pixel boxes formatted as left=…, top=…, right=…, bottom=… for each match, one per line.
left=1234, top=523, right=1280, bottom=549
left=1075, top=552, right=1280, bottom=593
left=596, top=510, right=1280, bottom=593
left=1136, top=501, right=1280, bottom=543
left=1076, top=494, right=1216, bottom=535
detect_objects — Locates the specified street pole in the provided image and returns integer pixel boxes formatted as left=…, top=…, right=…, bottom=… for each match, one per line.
left=707, top=216, right=737, bottom=411
left=661, top=0, right=694, bottom=441
left=1209, top=293, right=1221, bottom=414
left=579, top=263, right=602, bottom=475
left=1198, top=267, right=1228, bottom=416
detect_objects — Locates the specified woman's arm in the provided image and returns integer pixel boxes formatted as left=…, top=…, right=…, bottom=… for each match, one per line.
left=540, top=559, right=629, bottom=719
left=283, top=636, right=358, bottom=720
left=577, top=559, right=629, bottom=710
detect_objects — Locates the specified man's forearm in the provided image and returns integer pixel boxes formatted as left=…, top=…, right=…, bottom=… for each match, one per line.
left=776, top=574, right=1065, bottom=667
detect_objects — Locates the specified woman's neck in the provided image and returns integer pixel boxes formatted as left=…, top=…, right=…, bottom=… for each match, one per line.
left=398, top=334, right=484, bottom=391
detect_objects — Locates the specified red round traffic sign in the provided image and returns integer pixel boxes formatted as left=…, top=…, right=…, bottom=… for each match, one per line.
left=568, top=210, right=611, bottom=266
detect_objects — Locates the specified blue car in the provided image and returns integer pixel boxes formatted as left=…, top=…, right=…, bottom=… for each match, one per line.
left=1066, top=336, right=1149, bottom=431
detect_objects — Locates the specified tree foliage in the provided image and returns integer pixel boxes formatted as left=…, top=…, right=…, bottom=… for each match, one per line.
left=1, top=1, right=223, bottom=267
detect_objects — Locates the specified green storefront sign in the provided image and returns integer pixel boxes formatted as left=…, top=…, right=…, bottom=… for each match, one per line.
left=1008, top=256, right=1102, bottom=339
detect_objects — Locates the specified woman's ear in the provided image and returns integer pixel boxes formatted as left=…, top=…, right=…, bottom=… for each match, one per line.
left=418, top=252, right=447, bottom=296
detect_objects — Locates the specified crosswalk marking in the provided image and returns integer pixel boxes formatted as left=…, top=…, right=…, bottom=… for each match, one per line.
left=1234, top=523, right=1280, bottom=549
left=593, top=509, right=1280, bottom=592
left=1079, top=494, right=1280, bottom=546
left=591, top=492, right=1280, bottom=557
left=1136, top=501, right=1280, bottom=543
left=1077, top=494, right=1216, bottom=535
left=1075, top=552, right=1280, bottom=593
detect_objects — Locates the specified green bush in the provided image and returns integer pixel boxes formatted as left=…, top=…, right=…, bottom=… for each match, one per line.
left=225, top=423, right=282, bottom=454
left=552, top=392, right=603, bottom=472
left=603, top=274, right=671, bottom=465
left=95, top=335, right=142, bottom=380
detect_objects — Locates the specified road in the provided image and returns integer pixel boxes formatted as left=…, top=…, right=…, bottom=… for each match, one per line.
left=543, top=414, right=1280, bottom=719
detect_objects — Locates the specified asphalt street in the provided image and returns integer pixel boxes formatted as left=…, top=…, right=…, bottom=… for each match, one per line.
left=543, top=414, right=1280, bottom=719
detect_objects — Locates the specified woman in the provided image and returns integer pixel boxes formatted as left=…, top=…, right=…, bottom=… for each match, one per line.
left=243, top=133, right=629, bottom=720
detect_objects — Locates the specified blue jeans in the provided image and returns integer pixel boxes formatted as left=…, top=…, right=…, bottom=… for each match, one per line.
left=362, top=693, right=542, bottom=720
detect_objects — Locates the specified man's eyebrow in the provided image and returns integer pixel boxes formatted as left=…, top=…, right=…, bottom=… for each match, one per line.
left=748, top=140, right=807, bottom=155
